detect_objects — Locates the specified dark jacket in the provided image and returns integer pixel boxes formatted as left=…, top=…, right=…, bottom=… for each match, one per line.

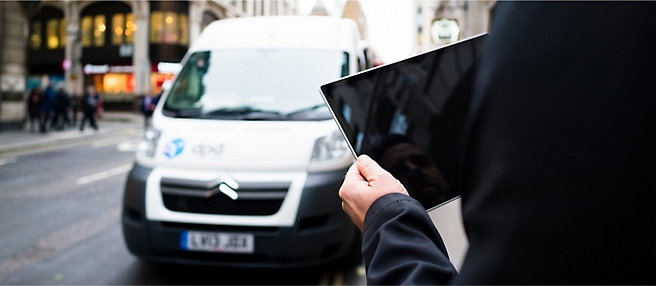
left=27, top=90, right=41, bottom=117
left=362, top=2, right=655, bottom=285
left=40, top=86, right=55, bottom=113
left=54, top=89, right=71, bottom=113
left=81, top=93, right=99, bottom=115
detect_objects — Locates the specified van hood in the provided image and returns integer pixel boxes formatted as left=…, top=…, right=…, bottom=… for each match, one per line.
left=148, top=117, right=340, bottom=172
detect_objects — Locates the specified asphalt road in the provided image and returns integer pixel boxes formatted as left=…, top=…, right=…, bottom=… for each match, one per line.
left=0, top=126, right=366, bottom=285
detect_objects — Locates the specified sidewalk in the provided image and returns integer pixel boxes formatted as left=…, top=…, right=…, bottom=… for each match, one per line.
left=0, top=112, right=145, bottom=157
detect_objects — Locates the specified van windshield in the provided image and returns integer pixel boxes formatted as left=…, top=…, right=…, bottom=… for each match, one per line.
left=162, top=50, right=349, bottom=120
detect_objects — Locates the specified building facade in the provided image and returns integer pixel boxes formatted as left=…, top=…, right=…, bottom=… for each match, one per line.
left=0, top=2, right=29, bottom=131
left=20, top=0, right=298, bottom=115
left=0, top=0, right=299, bottom=130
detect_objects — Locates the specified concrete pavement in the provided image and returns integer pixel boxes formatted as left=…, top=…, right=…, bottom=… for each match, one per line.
left=0, top=112, right=144, bottom=157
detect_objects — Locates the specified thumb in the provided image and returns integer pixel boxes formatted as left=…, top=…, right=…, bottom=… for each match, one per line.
left=356, top=155, right=389, bottom=183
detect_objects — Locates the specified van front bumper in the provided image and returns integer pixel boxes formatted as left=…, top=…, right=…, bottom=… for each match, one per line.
left=121, top=163, right=358, bottom=268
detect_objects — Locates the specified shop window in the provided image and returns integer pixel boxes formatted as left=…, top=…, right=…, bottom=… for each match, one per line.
left=60, top=19, right=67, bottom=48
left=164, top=12, right=178, bottom=43
left=103, top=74, right=134, bottom=94
left=112, top=14, right=124, bottom=45
left=47, top=19, right=59, bottom=49
left=81, top=16, right=92, bottom=47
left=150, top=11, right=163, bottom=43
left=111, top=13, right=137, bottom=45
left=151, top=73, right=175, bottom=95
left=94, top=15, right=106, bottom=47
left=150, top=11, right=188, bottom=45
left=125, top=13, right=135, bottom=44
left=179, top=14, right=188, bottom=45
left=30, top=21, right=41, bottom=50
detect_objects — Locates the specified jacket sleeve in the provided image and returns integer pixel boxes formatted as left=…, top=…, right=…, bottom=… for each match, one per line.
left=362, top=193, right=458, bottom=285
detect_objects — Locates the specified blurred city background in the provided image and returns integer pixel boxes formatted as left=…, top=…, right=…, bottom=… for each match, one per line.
left=0, top=0, right=493, bottom=284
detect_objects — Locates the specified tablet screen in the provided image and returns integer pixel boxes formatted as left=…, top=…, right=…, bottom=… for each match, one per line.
left=320, top=34, right=487, bottom=211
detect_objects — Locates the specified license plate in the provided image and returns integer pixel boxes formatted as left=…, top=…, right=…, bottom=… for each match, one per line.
left=181, top=231, right=254, bottom=253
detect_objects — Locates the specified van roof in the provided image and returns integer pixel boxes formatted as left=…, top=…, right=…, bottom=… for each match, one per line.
left=190, top=16, right=360, bottom=52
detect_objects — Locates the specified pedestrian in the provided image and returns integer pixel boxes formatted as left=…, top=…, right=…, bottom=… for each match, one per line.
left=79, top=85, right=99, bottom=131
left=26, top=87, right=42, bottom=132
left=50, top=83, right=71, bottom=130
left=70, top=93, right=78, bottom=126
left=141, top=92, right=159, bottom=128
left=39, top=82, right=56, bottom=133
left=338, top=2, right=655, bottom=285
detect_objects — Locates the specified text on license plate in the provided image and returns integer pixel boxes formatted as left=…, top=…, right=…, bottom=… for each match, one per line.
left=181, top=231, right=254, bottom=253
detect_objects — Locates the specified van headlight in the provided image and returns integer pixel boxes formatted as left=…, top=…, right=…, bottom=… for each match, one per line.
left=311, top=130, right=349, bottom=162
left=137, top=129, right=161, bottom=157
left=308, top=130, right=354, bottom=172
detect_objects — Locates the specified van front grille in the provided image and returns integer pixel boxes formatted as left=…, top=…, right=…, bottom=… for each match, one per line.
left=159, top=177, right=290, bottom=216
left=162, top=194, right=284, bottom=216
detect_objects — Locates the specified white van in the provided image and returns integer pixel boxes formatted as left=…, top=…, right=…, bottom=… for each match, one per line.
left=122, top=16, right=363, bottom=267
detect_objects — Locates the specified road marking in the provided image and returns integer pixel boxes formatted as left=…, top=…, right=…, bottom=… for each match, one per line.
left=117, top=140, right=139, bottom=152
left=0, top=207, right=120, bottom=282
left=0, top=129, right=138, bottom=158
left=76, top=164, right=132, bottom=185
left=0, top=157, right=17, bottom=166
left=91, top=138, right=126, bottom=148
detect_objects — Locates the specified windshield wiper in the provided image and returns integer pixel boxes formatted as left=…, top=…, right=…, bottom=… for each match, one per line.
left=202, top=106, right=282, bottom=120
left=285, top=104, right=328, bottom=119
left=163, top=109, right=201, bottom=118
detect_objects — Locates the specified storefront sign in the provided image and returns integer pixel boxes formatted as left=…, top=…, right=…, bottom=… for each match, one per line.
left=62, top=59, right=72, bottom=71
left=157, top=62, right=182, bottom=74
left=84, top=64, right=134, bottom=74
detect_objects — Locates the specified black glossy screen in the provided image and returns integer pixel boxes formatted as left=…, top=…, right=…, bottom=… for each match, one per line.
left=321, top=34, right=487, bottom=210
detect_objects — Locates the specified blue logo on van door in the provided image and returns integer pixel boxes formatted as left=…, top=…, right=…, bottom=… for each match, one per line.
left=163, top=138, right=185, bottom=158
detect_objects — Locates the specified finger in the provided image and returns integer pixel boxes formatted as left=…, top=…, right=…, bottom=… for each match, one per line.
left=344, top=162, right=366, bottom=183
left=356, top=154, right=388, bottom=182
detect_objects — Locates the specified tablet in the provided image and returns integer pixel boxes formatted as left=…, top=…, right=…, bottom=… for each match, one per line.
left=320, top=33, right=488, bottom=211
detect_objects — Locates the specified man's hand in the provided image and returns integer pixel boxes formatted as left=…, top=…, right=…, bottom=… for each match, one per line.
left=339, top=155, right=409, bottom=231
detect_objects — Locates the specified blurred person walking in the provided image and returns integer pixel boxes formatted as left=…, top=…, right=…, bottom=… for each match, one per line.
left=26, top=87, right=42, bottom=132
left=71, top=93, right=79, bottom=125
left=39, top=82, right=56, bottom=133
left=79, top=86, right=99, bottom=131
left=51, top=83, right=71, bottom=130
left=141, top=92, right=160, bottom=128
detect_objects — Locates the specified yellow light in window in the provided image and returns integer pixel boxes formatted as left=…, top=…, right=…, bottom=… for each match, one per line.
left=99, top=24, right=106, bottom=32
left=48, top=36, right=58, bottom=49
left=132, top=24, right=137, bottom=31
left=95, top=30, right=100, bottom=37
left=166, top=16, right=173, bottom=24
left=126, top=21, right=134, bottom=28
left=115, top=26, right=123, bottom=35
left=125, top=29, right=132, bottom=36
